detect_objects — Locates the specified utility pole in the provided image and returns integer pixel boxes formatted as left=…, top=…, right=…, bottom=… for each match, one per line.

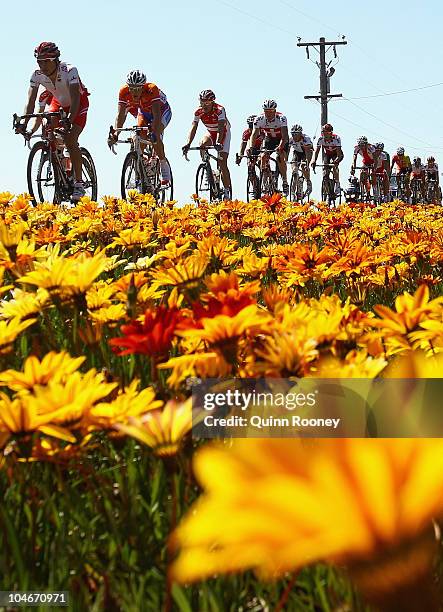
left=297, top=36, right=347, bottom=127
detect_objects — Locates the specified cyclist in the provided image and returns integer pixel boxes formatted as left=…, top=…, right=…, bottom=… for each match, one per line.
left=15, top=42, right=90, bottom=201
left=390, top=147, right=412, bottom=200
left=236, top=115, right=263, bottom=195
left=289, top=124, right=313, bottom=194
left=312, top=124, right=343, bottom=196
left=374, top=142, right=390, bottom=202
left=182, top=90, right=232, bottom=199
left=247, top=100, right=289, bottom=195
left=351, top=136, right=379, bottom=198
left=410, top=157, right=426, bottom=201
left=425, top=156, right=441, bottom=203
left=109, top=70, right=172, bottom=185
left=27, top=90, right=53, bottom=137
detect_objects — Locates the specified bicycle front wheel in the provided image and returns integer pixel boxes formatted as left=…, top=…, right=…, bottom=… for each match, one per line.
left=260, top=169, right=273, bottom=198
left=289, top=172, right=298, bottom=202
left=121, top=152, right=141, bottom=199
left=196, top=163, right=215, bottom=201
left=27, top=141, right=59, bottom=204
left=159, top=158, right=173, bottom=204
left=80, top=148, right=98, bottom=201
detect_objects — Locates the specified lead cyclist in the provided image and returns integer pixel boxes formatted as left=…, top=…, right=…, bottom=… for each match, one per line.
left=15, top=42, right=90, bottom=202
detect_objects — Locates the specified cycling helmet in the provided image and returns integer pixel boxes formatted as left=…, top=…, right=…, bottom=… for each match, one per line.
left=428, top=156, right=435, bottom=162
left=291, top=124, right=303, bottom=133
left=322, top=123, right=333, bottom=133
left=34, top=42, right=60, bottom=60
left=375, top=142, right=384, bottom=150
left=247, top=115, right=256, bottom=126
left=200, top=89, right=216, bottom=101
left=127, top=70, right=146, bottom=87
left=357, top=136, right=368, bottom=145
left=397, top=147, right=405, bottom=155
left=263, top=99, right=277, bottom=110
left=413, top=157, right=421, bottom=164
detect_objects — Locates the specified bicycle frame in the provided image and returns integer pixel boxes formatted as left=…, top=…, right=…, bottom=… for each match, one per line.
left=184, top=146, right=223, bottom=201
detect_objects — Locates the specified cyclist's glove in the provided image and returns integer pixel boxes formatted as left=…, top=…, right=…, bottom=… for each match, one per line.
left=182, top=144, right=190, bottom=155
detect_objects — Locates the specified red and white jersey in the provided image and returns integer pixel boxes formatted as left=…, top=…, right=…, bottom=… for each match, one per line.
left=290, top=134, right=313, bottom=152
left=425, top=162, right=439, bottom=175
left=193, top=103, right=230, bottom=134
left=317, top=134, right=342, bottom=154
left=30, top=62, right=88, bottom=107
left=411, top=164, right=425, bottom=176
left=253, top=112, right=287, bottom=138
left=354, top=143, right=376, bottom=165
left=375, top=151, right=388, bottom=169
left=38, top=90, right=53, bottom=111
left=242, top=127, right=264, bottom=148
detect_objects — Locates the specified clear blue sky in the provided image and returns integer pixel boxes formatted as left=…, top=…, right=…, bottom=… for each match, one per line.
left=3, top=0, right=443, bottom=202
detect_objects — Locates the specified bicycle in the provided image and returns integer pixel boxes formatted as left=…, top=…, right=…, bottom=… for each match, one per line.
left=289, top=156, right=311, bottom=203
left=410, top=176, right=424, bottom=204
left=183, top=146, right=224, bottom=202
left=109, top=126, right=173, bottom=202
left=353, top=166, right=374, bottom=203
left=395, top=172, right=408, bottom=201
left=13, top=110, right=97, bottom=205
left=425, top=174, right=440, bottom=204
left=236, top=153, right=260, bottom=202
left=314, top=163, right=341, bottom=206
left=258, top=149, right=281, bottom=198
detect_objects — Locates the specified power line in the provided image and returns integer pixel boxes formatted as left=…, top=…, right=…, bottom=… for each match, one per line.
left=348, top=81, right=443, bottom=100
left=213, top=0, right=297, bottom=37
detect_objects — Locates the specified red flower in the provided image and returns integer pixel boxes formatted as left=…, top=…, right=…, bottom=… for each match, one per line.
left=261, top=193, right=282, bottom=213
left=109, top=306, right=181, bottom=357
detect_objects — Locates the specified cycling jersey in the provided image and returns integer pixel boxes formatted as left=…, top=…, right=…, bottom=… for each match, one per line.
left=119, top=83, right=169, bottom=117
left=38, top=90, right=53, bottom=111
left=253, top=112, right=287, bottom=139
left=193, top=103, right=230, bottom=133
left=425, top=163, right=439, bottom=175
left=317, top=134, right=342, bottom=154
left=392, top=154, right=411, bottom=171
left=411, top=164, right=425, bottom=178
left=242, top=127, right=263, bottom=149
left=30, top=63, right=89, bottom=107
left=375, top=151, right=388, bottom=173
left=354, top=144, right=376, bottom=166
left=290, top=134, right=313, bottom=152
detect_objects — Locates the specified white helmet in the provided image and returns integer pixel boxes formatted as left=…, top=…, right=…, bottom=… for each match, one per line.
left=263, top=99, right=277, bottom=110
left=126, top=70, right=146, bottom=87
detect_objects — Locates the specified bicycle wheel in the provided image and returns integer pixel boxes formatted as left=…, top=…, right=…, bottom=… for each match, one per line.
left=196, top=163, right=216, bottom=201
left=27, top=141, right=59, bottom=204
left=260, top=168, right=273, bottom=197
left=321, top=175, right=333, bottom=205
left=246, top=174, right=259, bottom=202
left=158, top=158, right=173, bottom=204
left=80, top=147, right=98, bottom=201
left=289, top=171, right=298, bottom=201
left=121, top=152, right=141, bottom=199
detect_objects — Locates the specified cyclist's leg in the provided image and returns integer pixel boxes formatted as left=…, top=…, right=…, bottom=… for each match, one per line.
left=200, top=133, right=213, bottom=158
left=151, top=106, right=172, bottom=182
left=215, top=128, right=231, bottom=196
left=277, top=143, right=288, bottom=185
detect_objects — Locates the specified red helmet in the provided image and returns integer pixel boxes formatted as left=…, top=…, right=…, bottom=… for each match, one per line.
left=34, top=42, right=60, bottom=60
left=322, top=123, right=333, bottom=133
left=199, top=89, right=216, bottom=101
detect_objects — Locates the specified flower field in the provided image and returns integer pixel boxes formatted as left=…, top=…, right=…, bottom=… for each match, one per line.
left=1, top=190, right=443, bottom=610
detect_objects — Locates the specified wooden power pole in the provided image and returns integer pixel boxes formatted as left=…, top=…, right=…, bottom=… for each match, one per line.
left=297, top=36, right=347, bottom=127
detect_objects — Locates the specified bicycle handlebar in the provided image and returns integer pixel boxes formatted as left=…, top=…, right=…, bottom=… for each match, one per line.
left=182, top=146, right=219, bottom=162
left=108, top=125, right=155, bottom=154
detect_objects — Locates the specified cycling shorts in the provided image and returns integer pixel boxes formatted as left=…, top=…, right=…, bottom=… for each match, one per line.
left=48, top=92, right=89, bottom=129
left=375, top=166, right=388, bottom=176
left=137, top=105, right=172, bottom=140
left=263, top=137, right=289, bottom=154
left=325, top=151, right=341, bottom=163
left=208, top=126, right=231, bottom=154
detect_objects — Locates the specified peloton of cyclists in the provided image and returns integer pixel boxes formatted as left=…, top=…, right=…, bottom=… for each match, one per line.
left=247, top=99, right=289, bottom=196
left=108, top=70, right=172, bottom=185
left=289, top=124, right=314, bottom=195
left=16, top=41, right=90, bottom=201
left=312, top=123, right=344, bottom=196
left=182, top=89, right=232, bottom=200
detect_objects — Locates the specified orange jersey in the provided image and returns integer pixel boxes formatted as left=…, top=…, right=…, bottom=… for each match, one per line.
left=118, top=83, right=169, bottom=118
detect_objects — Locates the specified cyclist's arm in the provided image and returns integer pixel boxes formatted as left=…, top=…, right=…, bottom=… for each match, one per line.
left=312, top=145, right=321, bottom=165
left=185, top=122, right=198, bottom=147
left=114, top=103, right=128, bottom=130
left=151, top=100, right=162, bottom=137
left=351, top=153, right=357, bottom=168
left=239, top=140, right=247, bottom=156
left=68, top=82, right=81, bottom=124
left=22, top=86, right=39, bottom=127
left=280, top=126, right=289, bottom=146
left=29, top=116, right=43, bottom=135
left=217, top=119, right=226, bottom=145
left=335, top=147, right=344, bottom=163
